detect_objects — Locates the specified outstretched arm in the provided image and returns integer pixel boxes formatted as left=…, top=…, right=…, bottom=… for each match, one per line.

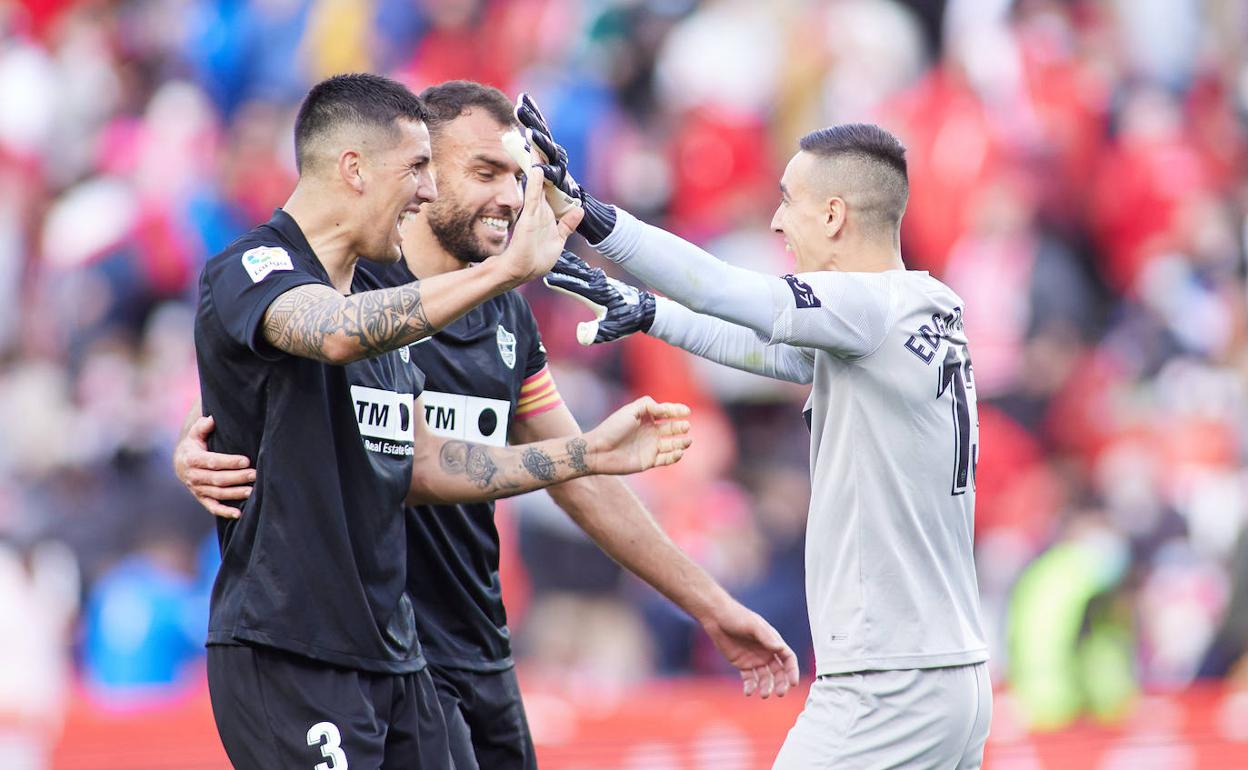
left=512, top=403, right=800, bottom=697
left=594, top=209, right=782, bottom=336
left=512, top=93, right=777, bottom=337
left=260, top=158, right=582, bottom=365
left=649, top=298, right=814, bottom=384
left=517, top=95, right=890, bottom=358
left=260, top=273, right=467, bottom=364
left=543, top=251, right=813, bottom=383
left=407, top=396, right=690, bottom=506
left=596, top=211, right=894, bottom=358
left=592, top=210, right=897, bottom=358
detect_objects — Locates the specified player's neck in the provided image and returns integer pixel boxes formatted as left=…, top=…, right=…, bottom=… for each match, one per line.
left=824, top=233, right=905, bottom=273
left=837, top=250, right=905, bottom=273
left=283, top=184, right=360, bottom=292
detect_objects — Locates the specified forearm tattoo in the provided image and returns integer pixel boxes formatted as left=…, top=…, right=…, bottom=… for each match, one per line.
left=522, top=447, right=556, bottom=481
left=437, top=438, right=593, bottom=496
left=263, top=283, right=434, bottom=362
left=566, top=438, right=590, bottom=473
left=439, top=441, right=503, bottom=490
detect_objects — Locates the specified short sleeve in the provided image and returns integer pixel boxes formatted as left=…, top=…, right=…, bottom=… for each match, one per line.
left=764, top=271, right=897, bottom=359
left=514, top=294, right=548, bottom=379
left=203, top=243, right=324, bottom=358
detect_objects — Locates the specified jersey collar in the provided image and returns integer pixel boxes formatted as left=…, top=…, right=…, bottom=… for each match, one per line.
left=263, top=209, right=327, bottom=277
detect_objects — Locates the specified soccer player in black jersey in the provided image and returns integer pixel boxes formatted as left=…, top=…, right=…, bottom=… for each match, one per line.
left=180, top=81, right=799, bottom=769
left=190, top=73, right=692, bottom=770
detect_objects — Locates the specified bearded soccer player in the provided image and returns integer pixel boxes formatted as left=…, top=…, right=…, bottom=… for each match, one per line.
left=191, top=74, right=692, bottom=770
left=523, top=96, right=991, bottom=769
left=179, top=80, right=798, bottom=770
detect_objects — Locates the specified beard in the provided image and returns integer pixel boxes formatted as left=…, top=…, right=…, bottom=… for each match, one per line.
left=425, top=199, right=499, bottom=264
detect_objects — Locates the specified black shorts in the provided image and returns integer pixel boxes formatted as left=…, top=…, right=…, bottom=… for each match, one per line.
left=429, top=665, right=536, bottom=770
left=207, top=645, right=452, bottom=769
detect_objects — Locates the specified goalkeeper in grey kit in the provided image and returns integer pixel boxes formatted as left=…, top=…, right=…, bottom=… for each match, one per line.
left=519, top=94, right=992, bottom=769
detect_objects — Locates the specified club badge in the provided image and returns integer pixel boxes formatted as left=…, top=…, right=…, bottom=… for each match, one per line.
left=497, top=324, right=517, bottom=369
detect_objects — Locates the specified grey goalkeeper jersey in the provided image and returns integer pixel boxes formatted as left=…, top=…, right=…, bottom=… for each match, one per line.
left=763, top=270, right=987, bottom=675
left=597, top=211, right=988, bottom=676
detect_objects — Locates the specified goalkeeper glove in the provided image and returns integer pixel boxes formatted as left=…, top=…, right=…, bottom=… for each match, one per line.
left=544, top=251, right=655, bottom=345
left=513, top=93, right=618, bottom=244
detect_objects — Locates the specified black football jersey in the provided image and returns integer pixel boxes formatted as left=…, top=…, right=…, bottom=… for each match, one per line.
left=197, top=210, right=426, bottom=673
left=361, top=259, right=548, bottom=671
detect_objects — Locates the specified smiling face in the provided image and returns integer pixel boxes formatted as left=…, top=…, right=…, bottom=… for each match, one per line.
left=770, top=151, right=836, bottom=274
left=357, top=117, right=437, bottom=263
left=422, top=109, right=525, bottom=263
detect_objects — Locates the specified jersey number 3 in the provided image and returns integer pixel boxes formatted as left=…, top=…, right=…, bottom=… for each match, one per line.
left=308, top=721, right=348, bottom=770
left=937, top=345, right=977, bottom=496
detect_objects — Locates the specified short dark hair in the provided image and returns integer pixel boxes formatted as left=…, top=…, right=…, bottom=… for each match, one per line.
left=294, top=73, right=428, bottom=173
left=799, top=123, right=909, bottom=230
left=799, top=124, right=907, bottom=179
left=417, top=80, right=517, bottom=135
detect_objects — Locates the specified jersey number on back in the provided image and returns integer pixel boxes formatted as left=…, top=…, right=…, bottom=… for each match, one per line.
left=937, top=345, right=977, bottom=496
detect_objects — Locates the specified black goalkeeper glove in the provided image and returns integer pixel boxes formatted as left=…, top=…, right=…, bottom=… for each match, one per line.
left=544, top=251, right=655, bottom=345
left=514, top=93, right=618, bottom=244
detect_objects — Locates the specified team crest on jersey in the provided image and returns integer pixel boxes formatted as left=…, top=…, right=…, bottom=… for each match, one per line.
left=399, top=345, right=410, bottom=363
left=496, top=324, right=517, bottom=369
left=241, top=246, right=293, bottom=283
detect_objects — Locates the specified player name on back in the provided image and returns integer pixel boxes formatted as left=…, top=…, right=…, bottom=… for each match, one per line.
left=902, top=305, right=965, bottom=364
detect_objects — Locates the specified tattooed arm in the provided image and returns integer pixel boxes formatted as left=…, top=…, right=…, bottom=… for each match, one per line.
left=260, top=260, right=536, bottom=364
left=260, top=157, right=586, bottom=365
left=406, top=395, right=693, bottom=505
left=408, top=436, right=591, bottom=505
left=510, top=403, right=725, bottom=616
left=511, top=401, right=801, bottom=698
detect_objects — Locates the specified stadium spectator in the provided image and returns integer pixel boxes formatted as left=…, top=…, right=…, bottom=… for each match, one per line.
left=2, top=0, right=1247, bottom=764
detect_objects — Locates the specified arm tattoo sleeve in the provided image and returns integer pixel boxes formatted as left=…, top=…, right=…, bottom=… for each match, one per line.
left=262, top=283, right=435, bottom=363
left=430, top=438, right=595, bottom=499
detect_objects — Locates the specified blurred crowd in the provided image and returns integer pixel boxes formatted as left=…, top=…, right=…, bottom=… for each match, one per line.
left=1, top=0, right=1247, bottom=755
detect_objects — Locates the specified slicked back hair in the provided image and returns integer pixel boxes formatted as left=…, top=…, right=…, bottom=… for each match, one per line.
left=294, top=73, right=429, bottom=174
left=798, top=124, right=909, bottom=232
left=418, top=80, right=518, bottom=136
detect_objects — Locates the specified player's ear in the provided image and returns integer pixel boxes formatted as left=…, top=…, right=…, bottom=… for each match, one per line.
left=825, top=196, right=846, bottom=239
left=338, top=149, right=365, bottom=194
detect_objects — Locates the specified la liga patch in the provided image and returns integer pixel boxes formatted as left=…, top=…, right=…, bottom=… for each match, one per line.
left=241, top=246, right=294, bottom=283
left=783, top=274, right=822, bottom=308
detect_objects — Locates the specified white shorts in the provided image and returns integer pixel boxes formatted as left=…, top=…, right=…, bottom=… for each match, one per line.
left=771, top=663, right=991, bottom=770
